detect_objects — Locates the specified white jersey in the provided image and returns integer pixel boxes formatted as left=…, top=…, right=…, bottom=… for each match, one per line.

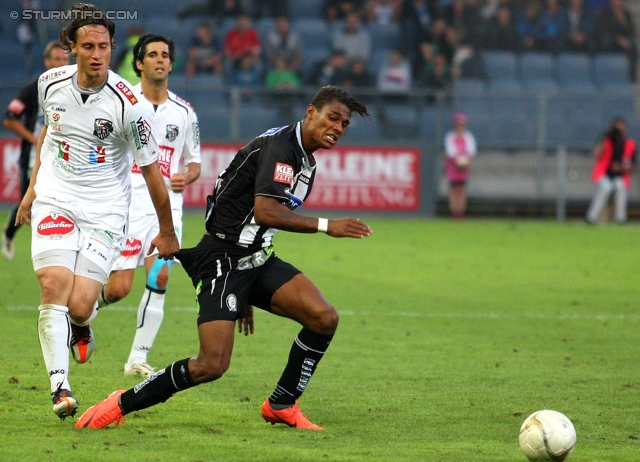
left=36, top=64, right=159, bottom=210
left=129, top=84, right=201, bottom=216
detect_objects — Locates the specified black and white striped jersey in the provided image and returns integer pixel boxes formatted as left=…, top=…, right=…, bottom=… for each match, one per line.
left=205, top=122, right=317, bottom=250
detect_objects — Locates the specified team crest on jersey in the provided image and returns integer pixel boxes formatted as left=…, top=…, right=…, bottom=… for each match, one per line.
left=57, top=140, right=70, bottom=161
left=165, top=124, right=179, bottom=142
left=37, top=214, right=75, bottom=237
left=89, top=145, right=106, bottom=164
left=274, top=163, right=294, bottom=184
left=93, top=118, right=114, bottom=140
left=226, top=294, right=237, bottom=312
left=121, top=236, right=143, bottom=257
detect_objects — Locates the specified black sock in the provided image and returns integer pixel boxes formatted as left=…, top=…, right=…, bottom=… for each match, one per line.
left=268, top=328, right=334, bottom=406
left=119, top=358, right=194, bottom=414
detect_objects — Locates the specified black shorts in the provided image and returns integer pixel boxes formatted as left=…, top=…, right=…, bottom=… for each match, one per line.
left=176, top=235, right=301, bottom=325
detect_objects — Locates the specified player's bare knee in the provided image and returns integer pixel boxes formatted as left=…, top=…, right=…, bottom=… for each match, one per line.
left=192, top=356, right=230, bottom=383
left=309, top=304, right=339, bottom=335
left=155, top=273, right=169, bottom=291
left=107, top=282, right=131, bottom=303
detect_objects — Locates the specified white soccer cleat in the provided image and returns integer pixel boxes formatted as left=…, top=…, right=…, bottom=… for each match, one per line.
left=124, top=362, right=156, bottom=377
left=1, top=229, right=14, bottom=261
left=52, top=388, right=78, bottom=420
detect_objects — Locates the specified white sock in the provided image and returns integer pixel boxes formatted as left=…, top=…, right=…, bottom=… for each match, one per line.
left=38, top=304, right=71, bottom=394
left=127, top=288, right=165, bottom=366
left=69, top=301, right=98, bottom=327
left=97, top=285, right=110, bottom=308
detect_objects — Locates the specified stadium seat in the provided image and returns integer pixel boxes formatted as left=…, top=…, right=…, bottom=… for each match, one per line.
left=369, top=48, right=391, bottom=76
left=343, top=110, right=381, bottom=143
left=556, top=53, right=593, bottom=86
left=369, top=23, right=402, bottom=50
left=239, top=104, right=280, bottom=141
left=487, top=79, right=522, bottom=94
left=289, top=0, right=324, bottom=19
left=524, top=79, right=560, bottom=94
left=299, top=48, right=330, bottom=84
left=291, top=18, right=330, bottom=51
left=419, top=106, right=440, bottom=144
left=451, top=78, right=485, bottom=94
left=254, top=17, right=275, bottom=42
left=379, top=104, right=420, bottom=140
left=593, top=53, right=630, bottom=85
left=482, top=51, right=518, bottom=81
left=520, top=52, right=555, bottom=84
left=187, top=105, right=230, bottom=141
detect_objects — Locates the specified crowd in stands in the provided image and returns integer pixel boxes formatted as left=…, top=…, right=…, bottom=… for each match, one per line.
left=7, top=0, right=638, bottom=90
left=172, top=0, right=638, bottom=91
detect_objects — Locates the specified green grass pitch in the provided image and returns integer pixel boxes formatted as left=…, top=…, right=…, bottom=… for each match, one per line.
left=1, top=210, right=640, bottom=461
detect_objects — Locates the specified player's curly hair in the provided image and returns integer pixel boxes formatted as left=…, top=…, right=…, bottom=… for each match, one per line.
left=132, top=34, right=176, bottom=78
left=310, top=85, right=370, bottom=120
left=59, top=3, right=116, bottom=55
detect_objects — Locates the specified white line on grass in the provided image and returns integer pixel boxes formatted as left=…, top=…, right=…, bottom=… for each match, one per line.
left=6, top=305, right=640, bottom=321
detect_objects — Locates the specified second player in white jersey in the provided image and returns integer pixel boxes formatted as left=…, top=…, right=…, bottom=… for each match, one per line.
left=99, top=34, right=201, bottom=378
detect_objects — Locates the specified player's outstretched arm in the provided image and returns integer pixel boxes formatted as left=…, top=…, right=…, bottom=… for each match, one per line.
left=16, top=125, right=47, bottom=226
left=254, top=196, right=372, bottom=238
left=141, top=162, right=180, bottom=259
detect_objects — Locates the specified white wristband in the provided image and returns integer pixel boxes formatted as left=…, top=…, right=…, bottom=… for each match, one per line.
left=317, top=218, right=329, bottom=233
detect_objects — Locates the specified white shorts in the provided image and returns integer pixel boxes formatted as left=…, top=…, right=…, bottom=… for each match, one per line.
left=31, top=195, right=128, bottom=282
left=110, top=208, right=183, bottom=271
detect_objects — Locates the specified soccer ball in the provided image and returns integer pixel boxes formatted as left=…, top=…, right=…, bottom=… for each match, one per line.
left=519, top=410, right=576, bottom=461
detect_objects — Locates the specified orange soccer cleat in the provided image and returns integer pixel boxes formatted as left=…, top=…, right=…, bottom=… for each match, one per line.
left=75, top=390, right=127, bottom=429
left=261, top=399, right=324, bottom=430
left=70, top=323, right=94, bottom=364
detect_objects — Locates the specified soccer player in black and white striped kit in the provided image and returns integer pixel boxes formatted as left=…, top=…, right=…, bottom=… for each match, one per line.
left=77, top=85, right=373, bottom=430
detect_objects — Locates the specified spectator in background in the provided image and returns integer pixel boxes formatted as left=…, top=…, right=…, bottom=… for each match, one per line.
left=484, top=6, right=520, bottom=51
left=562, top=0, right=595, bottom=52
left=265, top=56, right=301, bottom=90
left=401, top=0, right=438, bottom=46
left=224, top=14, right=261, bottom=66
left=113, top=25, right=143, bottom=85
left=515, top=0, right=542, bottom=51
left=342, top=57, right=374, bottom=89
left=585, top=0, right=608, bottom=14
left=309, top=50, right=349, bottom=86
left=325, top=0, right=365, bottom=22
left=442, top=0, right=483, bottom=49
left=364, top=0, right=402, bottom=25
left=424, top=18, right=456, bottom=65
left=376, top=47, right=412, bottom=94
left=332, top=11, right=371, bottom=62
left=586, top=117, right=637, bottom=224
left=444, top=112, right=477, bottom=219
left=185, top=23, right=224, bottom=81
left=2, top=42, right=69, bottom=261
left=596, top=0, right=637, bottom=81
left=244, top=0, right=288, bottom=19
left=264, top=16, right=302, bottom=73
left=230, top=53, right=262, bottom=100
left=418, top=52, right=451, bottom=91
left=535, top=0, right=566, bottom=52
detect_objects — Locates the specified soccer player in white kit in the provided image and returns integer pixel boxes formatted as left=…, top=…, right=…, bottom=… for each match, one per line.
left=15, top=4, right=179, bottom=420
left=98, top=34, right=201, bottom=377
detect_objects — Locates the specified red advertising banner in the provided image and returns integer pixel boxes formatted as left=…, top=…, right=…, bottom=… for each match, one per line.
left=0, top=140, right=420, bottom=211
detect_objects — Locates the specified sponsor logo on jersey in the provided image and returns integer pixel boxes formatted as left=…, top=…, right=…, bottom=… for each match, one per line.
left=226, top=294, right=237, bottom=312
left=121, top=236, right=143, bottom=257
left=51, top=106, right=65, bottom=112
left=88, top=95, right=101, bottom=104
left=89, top=145, right=106, bottom=164
left=192, top=122, right=200, bottom=147
left=283, top=193, right=303, bottom=210
left=38, top=69, right=67, bottom=83
left=93, top=118, right=113, bottom=140
left=37, top=214, right=75, bottom=237
left=131, top=117, right=151, bottom=149
left=7, top=99, right=26, bottom=115
left=259, top=125, right=287, bottom=138
left=131, top=160, right=141, bottom=174
left=115, top=80, right=138, bottom=105
left=165, top=124, right=179, bottom=142
left=274, top=162, right=294, bottom=184
left=57, top=140, right=70, bottom=161
left=175, top=95, right=193, bottom=109
left=158, top=145, right=174, bottom=178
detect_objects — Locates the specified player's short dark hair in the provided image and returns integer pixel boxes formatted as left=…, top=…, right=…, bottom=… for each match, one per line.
left=44, top=41, right=64, bottom=59
left=309, top=85, right=370, bottom=120
left=59, top=3, right=116, bottom=54
left=132, top=34, right=176, bottom=77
